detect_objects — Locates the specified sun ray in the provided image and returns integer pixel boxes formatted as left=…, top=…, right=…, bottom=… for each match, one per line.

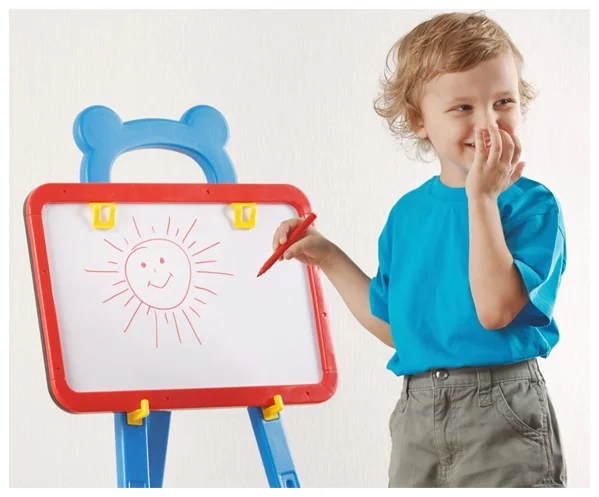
left=154, top=311, right=158, bottom=349
left=85, top=269, right=119, bottom=274
left=194, top=297, right=207, bottom=305
left=188, top=240, right=197, bottom=249
left=195, top=260, right=217, bottom=265
left=132, top=216, right=141, bottom=238
left=194, top=286, right=218, bottom=295
left=175, top=228, right=180, bottom=237
left=146, top=305, right=151, bottom=315
left=152, top=226, right=155, bottom=234
left=172, top=312, right=182, bottom=343
left=113, top=280, right=126, bottom=286
left=124, top=238, right=129, bottom=245
left=103, top=239, right=123, bottom=253
left=103, top=288, right=130, bottom=304
left=189, top=306, right=201, bottom=318
left=196, top=270, right=234, bottom=276
left=192, top=241, right=220, bottom=257
left=167, top=216, right=171, bottom=235
left=124, top=302, right=143, bottom=333
left=165, top=313, right=169, bottom=324
left=182, top=309, right=202, bottom=345
left=124, top=295, right=135, bottom=307
left=108, top=261, right=119, bottom=265
left=182, top=219, right=197, bottom=244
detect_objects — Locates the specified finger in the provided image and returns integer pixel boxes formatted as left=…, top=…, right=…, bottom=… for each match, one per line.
left=499, top=129, right=515, bottom=166
left=482, top=129, right=491, bottom=153
left=487, top=124, right=502, bottom=166
left=283, top=238, right=311, bottom=260
left=510, top=133, right=522, bottom=167
left=272, top=225, right=285, bottom=251
left=510, top=161, right=526, bottom=185
left=278, top=218, right=302, bottom=245
left=473, top=128, right=485, bottom=164
left=273, top=219, right=298, bottom=250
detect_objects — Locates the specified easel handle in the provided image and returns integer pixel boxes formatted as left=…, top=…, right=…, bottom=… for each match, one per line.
left=74, top=105, right=237, bottom=184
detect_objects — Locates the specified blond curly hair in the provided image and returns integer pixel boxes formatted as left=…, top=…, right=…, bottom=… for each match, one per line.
left=373, top=11, right=536, bottom=158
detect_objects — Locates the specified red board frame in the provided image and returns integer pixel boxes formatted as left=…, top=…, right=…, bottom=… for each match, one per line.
left=25, top=183, right=338, bottom=414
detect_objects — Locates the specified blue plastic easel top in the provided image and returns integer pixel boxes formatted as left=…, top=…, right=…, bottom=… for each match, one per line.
left=73, top=105, right=238, bottom=184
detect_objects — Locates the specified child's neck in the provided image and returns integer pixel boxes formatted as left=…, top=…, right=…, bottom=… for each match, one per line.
left=439, top=162, right=468, bottom=188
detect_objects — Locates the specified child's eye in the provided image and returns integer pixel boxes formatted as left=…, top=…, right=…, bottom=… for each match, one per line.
left=495, top=98, right=513, bottom=106
left=454, top=105, right=472, bottom=112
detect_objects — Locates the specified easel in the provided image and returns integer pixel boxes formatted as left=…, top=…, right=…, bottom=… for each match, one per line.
left=74, top=105, right=300, bottom=488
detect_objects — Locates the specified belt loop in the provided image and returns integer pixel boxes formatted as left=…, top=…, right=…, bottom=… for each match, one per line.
left=398, top=375, right=410, bottom=412
left=477, top=368, right=492, bottom=407
left=401, top=374, right=410, bottom=399
left=528, top=358, right=543, bottom=384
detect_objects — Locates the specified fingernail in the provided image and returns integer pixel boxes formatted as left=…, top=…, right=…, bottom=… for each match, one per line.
left=283, top=251, right=290, bottom=260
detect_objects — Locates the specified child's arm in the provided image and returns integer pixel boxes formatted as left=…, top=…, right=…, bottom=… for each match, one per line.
left=468, top=195, right=529, bottom=329
left=466, top=126, right=530, bottom=329
left=320, top=246, right=394, bottom=347
left=275, top=219, right=393, bottom=347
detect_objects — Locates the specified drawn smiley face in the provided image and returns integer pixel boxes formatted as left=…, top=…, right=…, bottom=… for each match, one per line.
left=125, top=238, right=192, bottom=310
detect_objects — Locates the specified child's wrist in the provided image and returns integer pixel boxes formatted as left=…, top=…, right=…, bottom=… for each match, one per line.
left=319, top=242, right=342, bottom=273
left=467, top=191, right=498, bottom=205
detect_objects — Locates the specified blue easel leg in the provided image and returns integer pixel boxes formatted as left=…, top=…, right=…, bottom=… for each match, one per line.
left=248, top=407, right=300, bottom=488
left=147, top=411, right=171, bottom=488
left=114, top=413, right=150, bottom=488
left=114, top=411, right=171, bottom=488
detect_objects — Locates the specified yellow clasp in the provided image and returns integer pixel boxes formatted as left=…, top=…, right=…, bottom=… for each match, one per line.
left=127, top=399, right=150, bottom=426
left=262, top=394, right=284, bottom=421
left=231, top=203, right=256, bottom=229
left=89, top=202, right=116, bottom=229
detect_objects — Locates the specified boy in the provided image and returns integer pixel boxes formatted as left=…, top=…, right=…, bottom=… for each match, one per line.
left=272, top=12, right=567, bottom=487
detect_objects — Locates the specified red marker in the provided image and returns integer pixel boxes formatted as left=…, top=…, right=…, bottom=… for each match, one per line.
left=257, top=213, right=317, bottom=277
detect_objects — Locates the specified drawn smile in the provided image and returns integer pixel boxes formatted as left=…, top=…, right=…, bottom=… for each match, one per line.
left=148, top=273, right=174, bottom=289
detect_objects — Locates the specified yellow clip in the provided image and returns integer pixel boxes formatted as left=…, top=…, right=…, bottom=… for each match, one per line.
left=262, top=394, right=284, bottom=421
left=231, top=203, right=257, bottom=229
left=89, top=202, right=116, bottom=229
left=127, top=399, right=150, bottom=426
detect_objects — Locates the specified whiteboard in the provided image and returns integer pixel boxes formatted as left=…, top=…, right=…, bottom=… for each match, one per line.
left=39, top=201, right=324, bottom=396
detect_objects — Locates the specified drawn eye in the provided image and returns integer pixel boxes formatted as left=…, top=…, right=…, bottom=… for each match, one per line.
left=141, top=262, right=147, bottom=268
left=160, top=257, right=165, bottom=264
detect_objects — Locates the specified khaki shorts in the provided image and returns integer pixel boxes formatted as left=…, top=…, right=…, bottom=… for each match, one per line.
left=388, top=358, right=566, bottom=487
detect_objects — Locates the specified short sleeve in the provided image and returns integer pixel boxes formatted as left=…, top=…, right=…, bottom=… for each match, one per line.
left=507, top=211, right=567, bottom=327
left=369, top=214, right=394, bottom=324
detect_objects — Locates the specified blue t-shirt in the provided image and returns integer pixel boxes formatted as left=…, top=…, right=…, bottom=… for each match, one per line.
left=369, top=175, right=567, bottom=377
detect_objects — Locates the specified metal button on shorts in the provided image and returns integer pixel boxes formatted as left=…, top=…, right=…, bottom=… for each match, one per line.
left=435, top=369, right=449, bottom=380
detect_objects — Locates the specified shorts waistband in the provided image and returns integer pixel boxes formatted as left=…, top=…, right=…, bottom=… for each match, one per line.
left=404, top=358, right=544, bottom=391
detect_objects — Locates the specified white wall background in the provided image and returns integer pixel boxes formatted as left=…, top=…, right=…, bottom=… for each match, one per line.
left=9, top=9, right=589, bottom=488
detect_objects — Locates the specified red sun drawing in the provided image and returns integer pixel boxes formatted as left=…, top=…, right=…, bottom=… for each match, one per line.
left=85, top=216, right=234, bottom=348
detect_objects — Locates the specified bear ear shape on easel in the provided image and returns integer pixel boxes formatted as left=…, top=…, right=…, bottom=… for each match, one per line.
left=180, top=105, right=229, bottom=149
left=73, top=106, right=124, bottom=153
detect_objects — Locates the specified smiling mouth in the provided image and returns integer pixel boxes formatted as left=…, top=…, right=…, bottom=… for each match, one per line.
left=465, top=141, right=491, bottom=150
left=148, top=273, right=174, bottom=289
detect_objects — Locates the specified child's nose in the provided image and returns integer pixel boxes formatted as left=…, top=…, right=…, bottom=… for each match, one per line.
left=477, top=119, right=499, bottom=131
left=476, top=108, right=500, bottom=131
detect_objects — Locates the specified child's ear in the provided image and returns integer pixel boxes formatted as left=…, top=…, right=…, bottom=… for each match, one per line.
left=414, top=119, right=428, bottom=139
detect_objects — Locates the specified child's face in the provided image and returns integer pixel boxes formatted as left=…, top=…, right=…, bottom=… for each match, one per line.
left=416, top=53, right=522, bottom=180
